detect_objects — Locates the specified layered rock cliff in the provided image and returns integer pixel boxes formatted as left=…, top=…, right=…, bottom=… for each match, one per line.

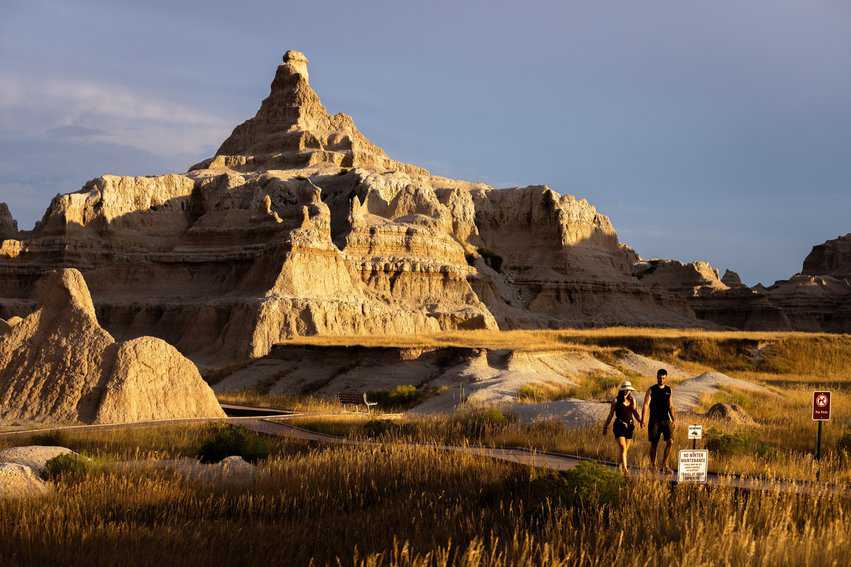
left=676, top=235, right=851, bottom=332
left=10, top=50, right=846, bottom=370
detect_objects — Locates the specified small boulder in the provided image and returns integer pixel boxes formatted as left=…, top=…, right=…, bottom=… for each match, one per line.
left=705, top=402, right=754, bottom=424
left=218, top=455, right=255, bottom=473
left=0, top=446, right=76, bottom=475
left=0, top=463, right=51, bottom=498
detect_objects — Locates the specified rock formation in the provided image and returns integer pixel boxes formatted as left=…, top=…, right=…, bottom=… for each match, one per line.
left=705, top=402, right=754, bottom=424
left=680, top=236, right=851, bottom=332
left=634, top=260, right=727, bottom=296
left=0, top=462, right=50, bottom=498
left=2, top=49, right=849, bottom=372
left=0, top=50, right=712, bottom=370
left=0, top=269, right=224, bottom=424
left=0, top=203, right=17, bottom=240
left=721, top=270, right=745, bottom=289
left=803, top=234, right=851, bottom=278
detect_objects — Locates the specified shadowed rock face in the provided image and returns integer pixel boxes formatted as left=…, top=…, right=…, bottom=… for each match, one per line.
left=0, top=269, right=224, bottom=424
left=0, top=204, right=17, bottom=241
left=803, top=234, right=851, bottom=279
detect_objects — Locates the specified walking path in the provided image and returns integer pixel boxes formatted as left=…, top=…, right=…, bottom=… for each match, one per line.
left=0, top=408, right=844, bottom=495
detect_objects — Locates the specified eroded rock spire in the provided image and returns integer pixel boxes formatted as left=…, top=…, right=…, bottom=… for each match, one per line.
left=202, top=49, right=426, bottom=175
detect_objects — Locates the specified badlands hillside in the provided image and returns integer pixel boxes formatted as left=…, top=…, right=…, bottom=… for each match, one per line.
left=0, top=268, right=224, bottom=424
left=0, top=50, right=848, bottom=371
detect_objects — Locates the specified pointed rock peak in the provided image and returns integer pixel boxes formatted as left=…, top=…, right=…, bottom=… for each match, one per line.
left=283, top=50, right=310, bottom=82
left=34, top=268, right=97, bottom=319
left=0, top=202, right=18, bottom=239
left=721, top=269, right=745, bottom=288
left=206, top=50, right=427, bottom=176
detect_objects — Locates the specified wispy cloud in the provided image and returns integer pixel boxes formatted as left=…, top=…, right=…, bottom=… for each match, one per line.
left=0, top=73, right=233, bottom=157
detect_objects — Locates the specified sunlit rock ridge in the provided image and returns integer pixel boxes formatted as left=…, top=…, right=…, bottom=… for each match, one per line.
left=0, top=51, right=846, bottom=369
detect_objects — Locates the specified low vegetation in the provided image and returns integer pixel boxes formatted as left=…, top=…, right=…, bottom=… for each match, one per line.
left=195, top=424, right=270, bottom=464
left=0, top=437, right=847, bottom=565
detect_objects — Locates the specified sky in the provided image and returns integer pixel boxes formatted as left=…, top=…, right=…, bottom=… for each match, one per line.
left=1, top=1, right=850, bottom=285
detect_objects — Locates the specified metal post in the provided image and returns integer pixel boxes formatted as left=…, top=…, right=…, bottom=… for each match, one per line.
left=692, top=438, right=696, bottom=450
left=816, top=420, right=823, bottom=481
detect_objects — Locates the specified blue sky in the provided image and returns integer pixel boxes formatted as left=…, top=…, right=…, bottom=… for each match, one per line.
left=1, top=1, right=850, bottom=285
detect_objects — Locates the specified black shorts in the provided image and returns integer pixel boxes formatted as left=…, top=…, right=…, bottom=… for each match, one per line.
left=648, top=420, right=672, bottom=443
left=613, top=419, right=635, bottom=440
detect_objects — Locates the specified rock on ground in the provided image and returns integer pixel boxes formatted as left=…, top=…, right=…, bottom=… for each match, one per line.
left=0, top=463, right=50, bottom=498
left=0, top=446, right=75, bottom=474
left=705, top=402, right=755, bottom=424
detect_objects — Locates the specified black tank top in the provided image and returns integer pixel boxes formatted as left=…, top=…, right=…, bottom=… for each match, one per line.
left=648, top=384, right=672, bottom=422
left=615, top=396, right=634, bottom=423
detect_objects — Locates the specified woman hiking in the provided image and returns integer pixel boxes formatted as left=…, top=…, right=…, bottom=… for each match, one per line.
left=602, top=381, right=643, bottom=475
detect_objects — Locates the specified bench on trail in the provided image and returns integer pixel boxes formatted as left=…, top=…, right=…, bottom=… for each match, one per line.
left=336, top=391, right=378, bottom=413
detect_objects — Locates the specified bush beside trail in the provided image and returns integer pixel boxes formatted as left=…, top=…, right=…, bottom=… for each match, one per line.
left=196, top=425, right=270, bottom=464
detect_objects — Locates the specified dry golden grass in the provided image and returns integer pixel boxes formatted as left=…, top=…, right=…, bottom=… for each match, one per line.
left=215, top=390, right=342, bottom=413
left=279, top=328, right=851, bottom=377
left=0, top=432, right=848, bottom=566
left=290, top=387, right=851, bottom=484
left=282, top=327, right=848, bottom=349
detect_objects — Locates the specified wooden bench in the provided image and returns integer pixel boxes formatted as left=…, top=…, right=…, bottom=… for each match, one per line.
left=337, top=391, right=378, bottom=413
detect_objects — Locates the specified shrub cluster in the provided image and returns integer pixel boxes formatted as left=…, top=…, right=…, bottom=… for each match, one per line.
left=196, top=425, right=270, bottom=464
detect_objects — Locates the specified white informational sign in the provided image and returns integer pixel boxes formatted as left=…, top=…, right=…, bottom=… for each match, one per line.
left=688, top=425, right=703, bottom=440
left=677, top=450, right=708, bottom=483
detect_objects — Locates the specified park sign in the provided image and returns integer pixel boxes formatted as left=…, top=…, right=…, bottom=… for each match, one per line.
left=688, top=425, right=703, bottom=440
left=812, top=391, right=831, bottom=421
left=677, top=450, right=708, bottom=483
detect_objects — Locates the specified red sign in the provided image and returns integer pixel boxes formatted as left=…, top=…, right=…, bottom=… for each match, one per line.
left=812, top=391, right=831, bottom=421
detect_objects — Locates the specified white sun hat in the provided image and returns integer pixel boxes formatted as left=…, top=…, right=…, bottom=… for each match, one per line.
left=618, top=381, right=637, bottom=392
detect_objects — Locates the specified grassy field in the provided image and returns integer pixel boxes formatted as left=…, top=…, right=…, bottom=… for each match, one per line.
left=287, top=380, right=851, bottom=484
left=280, top=328, right=851, bottom=377
left=0, top=425, right=849, bottom=566
left=216, top=328, right=851, bottom=482
left=3, top=328, right=848, bottom=565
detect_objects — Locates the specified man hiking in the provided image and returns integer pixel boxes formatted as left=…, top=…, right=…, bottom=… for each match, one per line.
left=642, top=368, right=676, bottom=473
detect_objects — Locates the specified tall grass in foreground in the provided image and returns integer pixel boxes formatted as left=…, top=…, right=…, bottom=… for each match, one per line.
left=0, top=442, right=847, bottom=566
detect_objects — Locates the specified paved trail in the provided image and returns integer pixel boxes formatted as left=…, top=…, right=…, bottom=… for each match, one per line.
left=245, top=419, right=845, bottom=494
left=1, top=410, right=844, bottom=494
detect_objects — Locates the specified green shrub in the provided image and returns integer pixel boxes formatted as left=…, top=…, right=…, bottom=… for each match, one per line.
left=368, top=385, right=425, bottom=409
left=838, top=431, right=851, bottom=455
left=43, top=454, right=96, bottom=481
left=525, top=463, right=625, bottom=509
left=705, top=430, right=774, bottom=458
left=705, top=431, right=749, bottom=456
left=562, top=462, right=625, bottom=506
left=196, top=425, right=270, bottom=464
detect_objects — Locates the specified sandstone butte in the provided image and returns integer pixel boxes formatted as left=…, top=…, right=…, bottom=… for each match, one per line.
left=0, top=50, right=848, bottom=374
left=0, top=268, right=224, bottom=424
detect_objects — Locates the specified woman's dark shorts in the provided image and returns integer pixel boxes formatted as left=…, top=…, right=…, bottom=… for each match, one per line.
left=648, top=420, right=673, bottom=443
left=613, top=419, right=635, bottom=440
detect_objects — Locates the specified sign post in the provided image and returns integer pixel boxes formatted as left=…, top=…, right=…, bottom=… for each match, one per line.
left=812, top=391, right=831, bottom=481
left=688, top=425, right=703, bottom=450
left=677, top=449, right=708, bottom=484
